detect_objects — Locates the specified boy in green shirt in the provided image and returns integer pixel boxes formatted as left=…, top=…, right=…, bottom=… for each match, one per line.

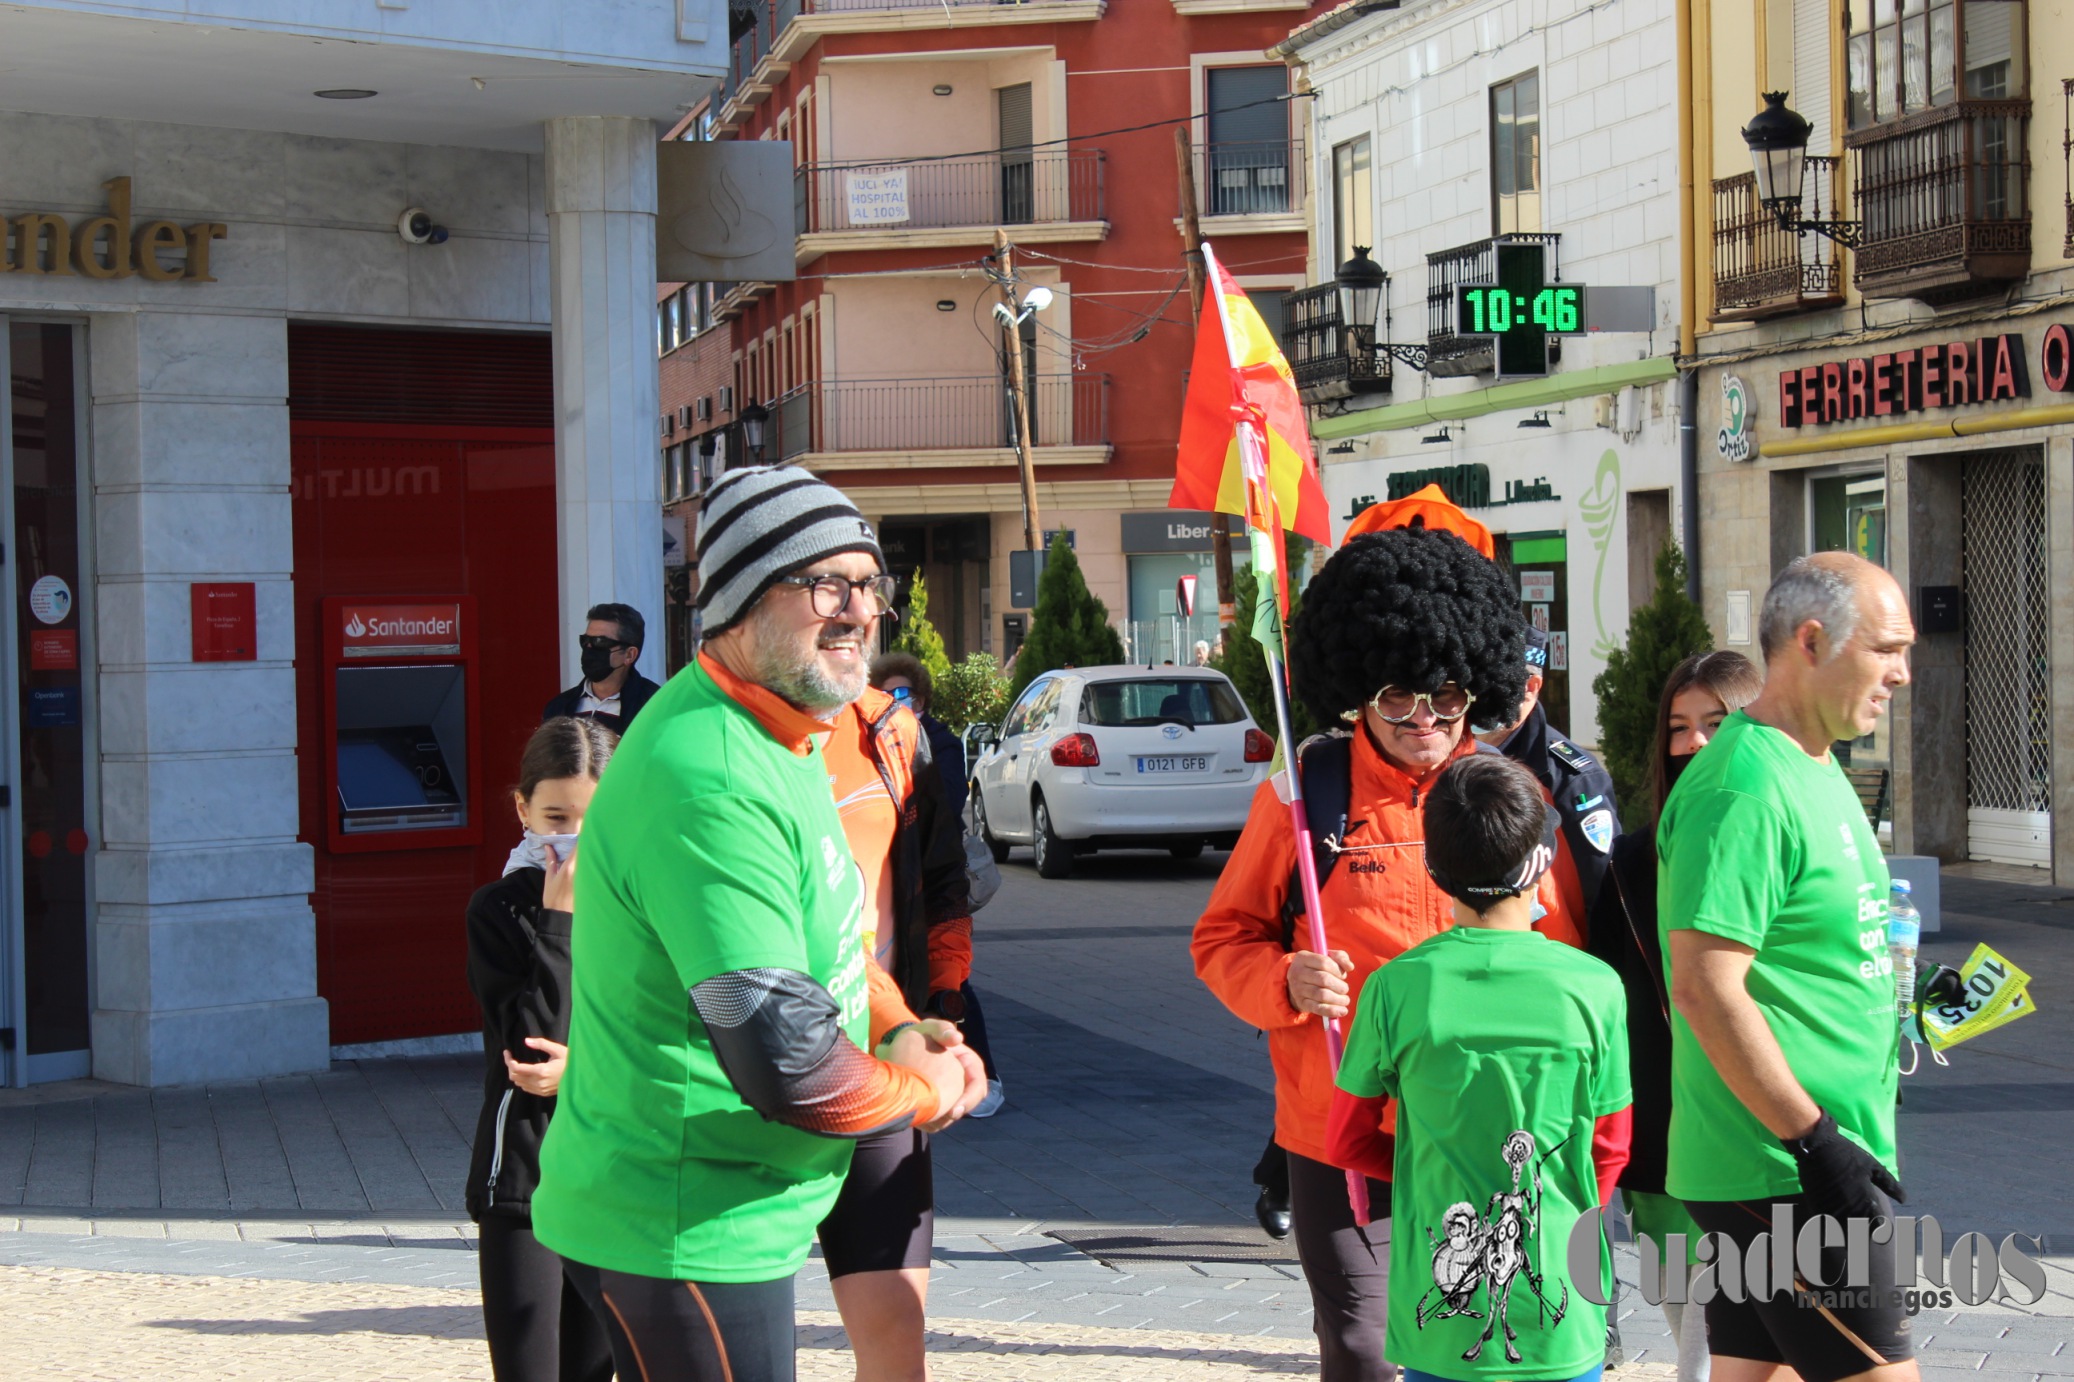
left=1332, top=754, right=1631, bottom=1382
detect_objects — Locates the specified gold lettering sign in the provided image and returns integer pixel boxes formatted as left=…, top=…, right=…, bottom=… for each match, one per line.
left=1, top=178, right=226, bottom=283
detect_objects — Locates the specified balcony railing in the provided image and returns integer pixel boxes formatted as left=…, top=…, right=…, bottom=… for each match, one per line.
left=1712, top=157, right=1845, bottom=319
left=771, top=375, right=1110, bottom=457
left=722, top=0, right=1055, bottom=115
left=1281, top=283, right=1390, bottom=401
left=794, top=150, right=1105, bottom=235
left=1425, top=234, right=1561, bottom=375
left=1197, top=141, right=1301, bottom=217
left=1845, top=99, right=2032, bottom=301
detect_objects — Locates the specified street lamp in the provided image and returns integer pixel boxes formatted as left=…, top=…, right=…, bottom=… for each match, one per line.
left=1335, top=244, right=1428, bottom=371
left=1334, top=246, right=1386, bottom=336
left=1741, top=92, right=1861, bottom=247
left=739, top=398, right=769, bottom=463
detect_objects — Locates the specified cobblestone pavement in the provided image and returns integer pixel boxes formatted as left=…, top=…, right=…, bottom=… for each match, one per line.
left=2, top=857, right=2071, bottom=1376
left=0, top=1264, right=1683, bottom=1380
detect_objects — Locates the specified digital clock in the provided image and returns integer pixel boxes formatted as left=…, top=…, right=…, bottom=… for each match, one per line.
left=1454, top=285, right=1586, bottom=337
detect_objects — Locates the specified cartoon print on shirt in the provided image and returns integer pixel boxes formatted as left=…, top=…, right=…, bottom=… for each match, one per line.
left=1414, top=1128, right=1571, bottom=1365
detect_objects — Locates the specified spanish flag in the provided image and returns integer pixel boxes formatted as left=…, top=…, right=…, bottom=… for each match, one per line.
left=1169, top=243, right=1333, bottom=547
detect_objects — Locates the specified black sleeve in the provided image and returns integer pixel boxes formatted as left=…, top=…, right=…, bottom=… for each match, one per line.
left=689, top=968, right=920, bottom=1140
left=928, top=718, right=968, bottom=817
left=909, top=728, right=972, bottom=928
left=465, top=876, right=571, bottom=1062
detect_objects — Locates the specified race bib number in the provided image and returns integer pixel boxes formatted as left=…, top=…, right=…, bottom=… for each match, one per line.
left=1915, top=944, right=2034, bottom=1051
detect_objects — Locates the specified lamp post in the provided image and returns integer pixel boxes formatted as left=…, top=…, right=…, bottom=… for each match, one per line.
left=739, top=398, right=769, bottom=464
left=1335, top=245, right=1428, bottom=371
left=1741, top=92, right=1861, bottom=247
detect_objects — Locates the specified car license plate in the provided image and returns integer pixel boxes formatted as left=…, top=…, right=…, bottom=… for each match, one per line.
left=1136, top=755, right=1207, bottom=773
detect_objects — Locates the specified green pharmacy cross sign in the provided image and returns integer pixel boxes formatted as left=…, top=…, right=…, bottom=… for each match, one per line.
left=1452, top=242, right=1588, bottom=379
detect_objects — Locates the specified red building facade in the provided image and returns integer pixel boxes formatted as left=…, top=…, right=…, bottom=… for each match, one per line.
left=715, top=0, right=1327, bottom=662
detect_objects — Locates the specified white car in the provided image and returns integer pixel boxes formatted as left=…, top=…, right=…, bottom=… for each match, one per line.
left=969, top=665, right=1275, bottom=878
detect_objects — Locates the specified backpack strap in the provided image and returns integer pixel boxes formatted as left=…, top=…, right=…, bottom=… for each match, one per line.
left=1279, top=732, right=1354, bottom=951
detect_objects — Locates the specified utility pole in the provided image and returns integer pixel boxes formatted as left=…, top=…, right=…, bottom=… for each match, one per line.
left=1176, top=127, right=1237, bottom=648
left=994, top=227, right=1043, bottom=552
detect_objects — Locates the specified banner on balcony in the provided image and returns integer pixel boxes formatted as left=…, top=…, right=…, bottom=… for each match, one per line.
left=657, top=140, right=797, bottom=282
left=845, top=168, right=910, bottom=226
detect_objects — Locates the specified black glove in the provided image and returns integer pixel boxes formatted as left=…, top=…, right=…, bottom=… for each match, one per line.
left=1782, top=1109, right=1906, bottom=1223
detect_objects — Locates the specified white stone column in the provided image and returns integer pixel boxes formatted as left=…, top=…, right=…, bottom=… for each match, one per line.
left=545, top=117, right=665, bottom=683
left=88, top=310, right=329, bottom=1085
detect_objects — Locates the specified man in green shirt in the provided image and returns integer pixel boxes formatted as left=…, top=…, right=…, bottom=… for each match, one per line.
left=1660, top=551, right=1918, bottom=1382
left=533, top=466, right=983, bottom=1382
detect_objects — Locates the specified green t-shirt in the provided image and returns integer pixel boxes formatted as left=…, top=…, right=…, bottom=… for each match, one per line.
left=532, top=662, right=870, bottom=1282
left=1657, top=710, right=1897, bottom=1202
left=1338, top=928, right=1629, bottom=1382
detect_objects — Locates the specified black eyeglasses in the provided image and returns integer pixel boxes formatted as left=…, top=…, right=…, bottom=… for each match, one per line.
left=578, top=634, right=630, bottom=652
left=775, top=572, right=898, bottom=619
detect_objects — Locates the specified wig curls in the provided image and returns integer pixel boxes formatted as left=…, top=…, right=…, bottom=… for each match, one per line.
left=1288, top=527, right=1529, bottom=728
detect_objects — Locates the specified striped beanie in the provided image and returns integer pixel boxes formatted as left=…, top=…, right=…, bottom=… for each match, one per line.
left=696, top=465, right=884, bottom=636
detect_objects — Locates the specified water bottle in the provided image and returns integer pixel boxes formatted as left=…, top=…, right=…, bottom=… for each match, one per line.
left=1887, top=880, right=1921, bottom=1020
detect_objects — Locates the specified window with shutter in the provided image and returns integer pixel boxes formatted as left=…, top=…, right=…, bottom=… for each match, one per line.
left=1207, top=66, right=1291, bottom=215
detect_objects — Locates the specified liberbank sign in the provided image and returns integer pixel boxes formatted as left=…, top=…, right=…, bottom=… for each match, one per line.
left=2, top=177, right=228, bottom=282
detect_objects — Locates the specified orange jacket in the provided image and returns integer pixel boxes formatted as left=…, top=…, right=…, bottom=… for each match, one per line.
left=1192, top=729, right=1584, bottom=1166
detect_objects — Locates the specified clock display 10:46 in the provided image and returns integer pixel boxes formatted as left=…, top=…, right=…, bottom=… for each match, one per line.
left=1457, top=286, right=1583, bottom=334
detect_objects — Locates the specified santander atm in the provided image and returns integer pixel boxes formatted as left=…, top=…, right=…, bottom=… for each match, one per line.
left=323, top=599, right=479, bottom=845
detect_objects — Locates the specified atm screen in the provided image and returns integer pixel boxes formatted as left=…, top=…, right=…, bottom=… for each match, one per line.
left=334, top=661, right=470, bottom=834
left=337, top=727, right=459, bottom=810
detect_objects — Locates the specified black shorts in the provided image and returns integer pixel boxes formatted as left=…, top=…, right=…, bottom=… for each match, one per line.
left=1685, top=1193, right=1915, bottom=1382
left=817, top=1125, right=933, bottom=1278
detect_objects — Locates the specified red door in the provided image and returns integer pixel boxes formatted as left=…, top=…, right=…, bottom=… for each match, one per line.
left=291, top=424, right=558, bottom=1044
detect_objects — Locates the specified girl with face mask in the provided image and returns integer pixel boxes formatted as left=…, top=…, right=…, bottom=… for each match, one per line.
left=465, top=716, right=618, bottom=1382
left=1585, top=650, right=1762, bottom=1382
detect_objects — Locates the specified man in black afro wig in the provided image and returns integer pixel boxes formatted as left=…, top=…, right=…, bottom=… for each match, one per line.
left=1288, top=525, right=1528, bottom=729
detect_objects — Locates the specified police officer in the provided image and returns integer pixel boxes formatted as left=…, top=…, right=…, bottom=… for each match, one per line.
left=1476, top=625, right=1620, bottom=928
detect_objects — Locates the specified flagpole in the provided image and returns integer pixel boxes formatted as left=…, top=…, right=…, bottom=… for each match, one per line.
left=1236, top=422, right=1371, bottom=1230
left=1190, top=238, right=1369, bottom=1225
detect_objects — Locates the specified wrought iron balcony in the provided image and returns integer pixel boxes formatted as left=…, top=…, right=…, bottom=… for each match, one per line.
left=1845, top=99, right=2031, bottom=302
left=1281, top=283, right=1390, bottom=404
left=1195, top=141, right=1301, bottom=218
left=1425, top=234, right=1561, bottom=376
left=770, top=375, right=1111, bottom=459
left=720, top=0, right=1075, bottom=124
left=794, top=150, right=1105, bottom=236
left=1712, top=157, right=1846, bottom=320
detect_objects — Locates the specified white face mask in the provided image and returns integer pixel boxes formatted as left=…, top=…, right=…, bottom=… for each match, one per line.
left=504, top=829, right=579, bottom=877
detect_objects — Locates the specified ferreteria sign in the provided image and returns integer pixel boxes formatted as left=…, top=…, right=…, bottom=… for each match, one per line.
left=2, top=177, right=228, bottom=282
left=1776, top=331, right=2031, bottom=428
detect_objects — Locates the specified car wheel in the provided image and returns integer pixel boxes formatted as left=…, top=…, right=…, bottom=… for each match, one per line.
left=1169, top=839, right=1205, bottom=861
left=1032, top=797, right=1075, bottom=879
left=974, top=792, right=1010, bottom=864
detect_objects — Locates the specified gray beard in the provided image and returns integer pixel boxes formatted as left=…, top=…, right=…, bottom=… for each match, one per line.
left=753, top=625, right=868, bottom=716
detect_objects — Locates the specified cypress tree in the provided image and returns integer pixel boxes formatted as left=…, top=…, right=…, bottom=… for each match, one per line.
left=1009, top=532, right=1124, bottom=697
left=1209, top=564, right=1318, bottom=743
left=891, top=571, right=952, bottom=687
left=1591, top=541, right=1713, bottom=819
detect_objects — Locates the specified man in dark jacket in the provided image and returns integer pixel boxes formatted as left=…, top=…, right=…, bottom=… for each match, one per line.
left=542, top=602, right=660, bottom=735
left=1477, top=625, right=1620, bottom=930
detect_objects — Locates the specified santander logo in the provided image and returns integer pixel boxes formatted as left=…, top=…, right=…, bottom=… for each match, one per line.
left=338, top=602, right=463, bottom=655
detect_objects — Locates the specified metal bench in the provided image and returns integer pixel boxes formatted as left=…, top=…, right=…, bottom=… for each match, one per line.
left=1843, top=765, right=1890, bottom=828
